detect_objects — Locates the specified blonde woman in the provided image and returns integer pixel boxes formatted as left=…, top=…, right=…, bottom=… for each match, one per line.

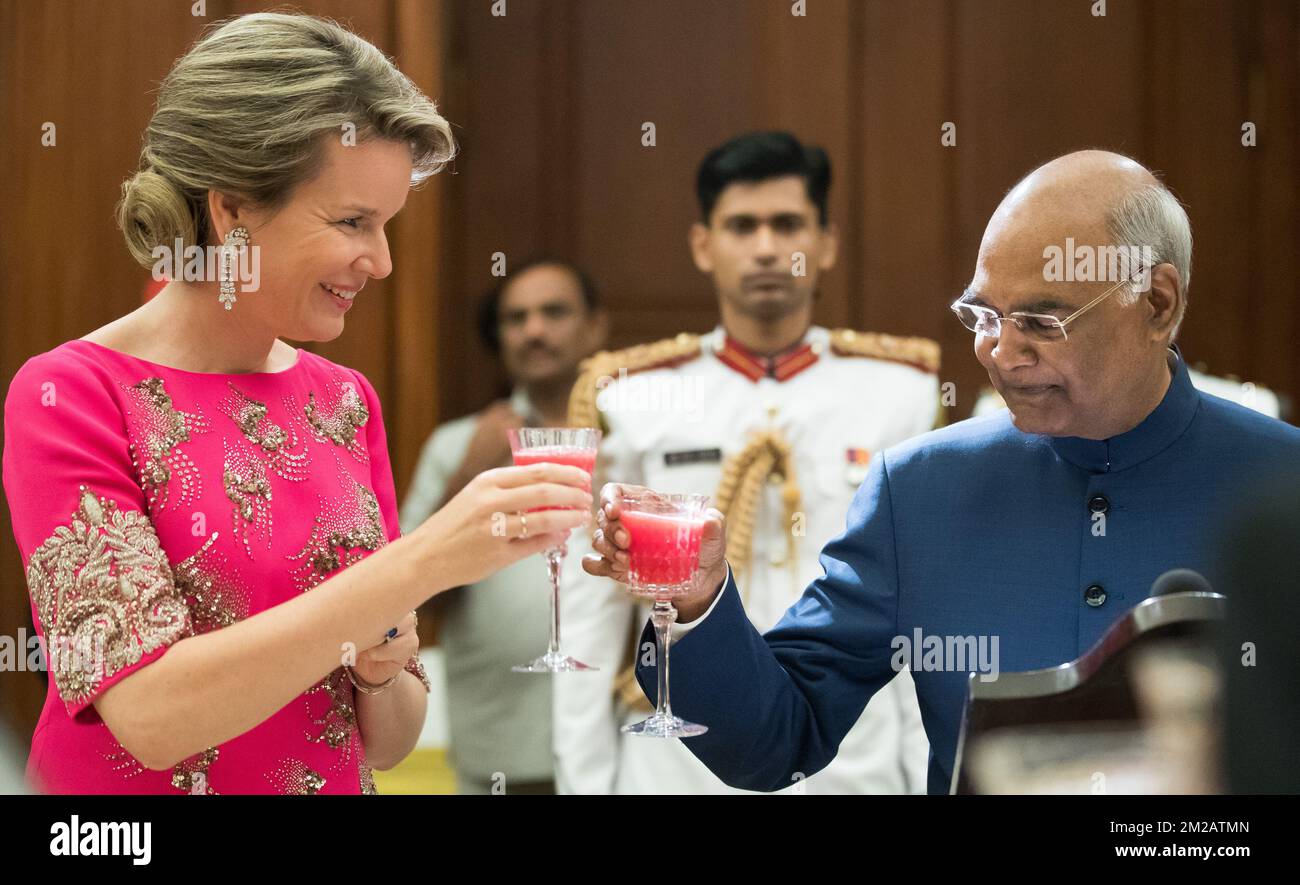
left=2, top=12, right=589, bottom=794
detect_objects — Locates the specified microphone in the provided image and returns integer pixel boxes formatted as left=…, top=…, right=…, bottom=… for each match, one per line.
left=1150, top=568, right=1213, bottom=597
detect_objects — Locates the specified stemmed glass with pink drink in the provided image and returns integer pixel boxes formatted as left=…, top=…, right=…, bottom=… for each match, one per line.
left=507, top=427, right=601, bottom=673
left=619, top=490, right=710, bottom=738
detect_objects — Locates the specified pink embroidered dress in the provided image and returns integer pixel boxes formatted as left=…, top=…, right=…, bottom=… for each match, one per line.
left=2, top=339, right=429, bottom=794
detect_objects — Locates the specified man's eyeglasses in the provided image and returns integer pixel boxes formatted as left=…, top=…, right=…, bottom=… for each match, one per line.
left=951, top=267, right=1152, bottom=343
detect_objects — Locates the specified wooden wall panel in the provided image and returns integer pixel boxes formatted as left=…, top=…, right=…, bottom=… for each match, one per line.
left=569, top=0, right=773, bottom=343
left=860, top=0, right=958, bottom=407
left=1250, top=0, right=1300, bottom=400
left=434, top=0, right=568, bottom=422
left=1147, top=0, right=1257, bottom=387
left=750, top=0, right=859, bottom=331
left=0, top=0, right=222, bottom=746
left=948, top=0, right=1148, bottom=415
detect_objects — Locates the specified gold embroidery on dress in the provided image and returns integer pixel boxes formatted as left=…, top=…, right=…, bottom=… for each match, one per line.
left=26, top=487, right=191, bottom=706
left=121, top=377, right=210, bottom=512
left=290, top=373, right=369, bottom=462
left=223, top=439, right=273, bottom=558
left=356, top=742, right=377, bottom=795
left=287, top=460, right=387, bottom=591
left=288, top=458, right=386, bottom=764
left=102, top=728, right=147, bottom=779
left=173, top=532, right=251, bottom=633
left=171, top=747, right=219, bottom=794
left=404, top=656, right=432, bottom=693
left=218, top=382, right=310, bottom=481
left=304, top=667, right=357, bottom=770
left=265, top=759, right=326, bottom=795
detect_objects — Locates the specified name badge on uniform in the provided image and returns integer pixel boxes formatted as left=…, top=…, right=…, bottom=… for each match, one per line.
left=845, top=448, right=872, bottom=485
left=664, top=448, right=722, bottom=467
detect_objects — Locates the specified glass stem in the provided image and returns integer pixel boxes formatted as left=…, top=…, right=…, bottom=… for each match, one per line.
left=545, top=541, right=566, bottom=658
left=651, top=599, right=677, bottom=721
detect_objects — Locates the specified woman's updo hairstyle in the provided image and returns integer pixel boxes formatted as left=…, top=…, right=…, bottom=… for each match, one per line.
left=116, top=11, right=456, bottom=268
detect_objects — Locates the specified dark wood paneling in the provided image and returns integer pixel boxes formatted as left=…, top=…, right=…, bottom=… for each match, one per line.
left=860, top=0, right=958, bottom=408
left=0, top=0, right=225, bottom=745
left=1251, top=0, right=1300, bottom=399
left=1147, top=0, right=1257, bottom=385
left=949, top=0, right=1148, bottom=416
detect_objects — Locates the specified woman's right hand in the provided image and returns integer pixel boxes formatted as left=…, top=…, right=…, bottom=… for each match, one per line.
left=412, top=462, right=593, bottom=590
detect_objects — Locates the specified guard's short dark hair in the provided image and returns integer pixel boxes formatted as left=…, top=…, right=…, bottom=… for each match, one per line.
left=696, top=131, right=832, bottom=226
left=477, top=257, right=601, bottom=354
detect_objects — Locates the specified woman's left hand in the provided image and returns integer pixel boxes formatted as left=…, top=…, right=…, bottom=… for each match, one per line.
left=351, top=610, right=419, bottom=686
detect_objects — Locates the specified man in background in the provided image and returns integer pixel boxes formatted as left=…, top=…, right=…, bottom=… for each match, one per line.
left=400, top=257, right=608, bottom=794
left=556, top=131, right=939, bottom=794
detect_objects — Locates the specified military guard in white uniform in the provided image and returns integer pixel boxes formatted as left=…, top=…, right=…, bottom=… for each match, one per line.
left=553, top=132, right=942, bottom=794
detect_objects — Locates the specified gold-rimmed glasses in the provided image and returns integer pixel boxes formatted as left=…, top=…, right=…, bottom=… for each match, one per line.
left=951, top=266, right=1153, bottom=342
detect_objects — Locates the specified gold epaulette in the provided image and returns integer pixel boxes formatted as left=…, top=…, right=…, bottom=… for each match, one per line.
left=566, top=333, right=702, bottom=429
left=829, top=329, right=941, bottom=375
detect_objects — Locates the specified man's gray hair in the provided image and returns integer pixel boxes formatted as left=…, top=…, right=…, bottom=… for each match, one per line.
left=1106, top=183, right=1193, bottom=337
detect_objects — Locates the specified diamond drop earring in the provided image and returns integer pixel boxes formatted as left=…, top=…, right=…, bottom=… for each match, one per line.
left=219, top=226, right=250, bottom=310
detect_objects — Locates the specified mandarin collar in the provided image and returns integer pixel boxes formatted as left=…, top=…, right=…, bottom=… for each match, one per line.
left=1047, top=346, right=1200, bottom=473
left=711, top=326, right=820, bottom=383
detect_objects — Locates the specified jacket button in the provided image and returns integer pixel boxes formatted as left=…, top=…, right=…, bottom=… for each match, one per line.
left=1084, top=584, right=1107, bottom=607
left=1088, top=495, right=1110, bottom=514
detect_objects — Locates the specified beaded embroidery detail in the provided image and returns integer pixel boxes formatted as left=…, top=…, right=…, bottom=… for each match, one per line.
left=290, top=374, right=369, bottom=463
left=265, top=759, right=326, bottom=795
left=222, top=439, right=273, bottom=558
left=359, top=760, right=377, bottom=795
left=101, top=730, right=147, bottom=780
left=173, top=532, right=251, bottom=633
left=304, top=667, right=357, bottom=771
left=218, top=382, right=310, bottom=481
left=26, top=487, right=191, bottom=706
left=404, top=656, right=432, bottom=693
left=171, top=747, right=219, bottom=794
left=121, top=378, right=210, bottom=512
left=287, top=461, right=387, bottom=592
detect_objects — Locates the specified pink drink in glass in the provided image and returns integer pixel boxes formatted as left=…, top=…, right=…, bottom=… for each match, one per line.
left=512, top=446, right=596, bottom=497
left=619, top=490, right=709, bottom=738
left=623, top=509, right=705, bottom=592
left=505, top=427, right=601, bottom=673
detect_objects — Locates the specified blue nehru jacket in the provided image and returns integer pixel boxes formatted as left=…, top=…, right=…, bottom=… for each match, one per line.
left=636, top=348, right=1300, bottom=794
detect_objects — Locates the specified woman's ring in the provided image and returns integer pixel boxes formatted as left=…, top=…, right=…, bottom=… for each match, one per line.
left=384, top=627, right=398, bottom=643
left=520, top=513, right=529, bottom=539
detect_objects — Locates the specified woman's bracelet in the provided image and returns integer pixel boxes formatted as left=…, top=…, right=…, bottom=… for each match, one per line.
left=345, top=665, right=400, bottom=695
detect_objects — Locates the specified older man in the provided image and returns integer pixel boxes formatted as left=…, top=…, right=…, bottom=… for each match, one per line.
left=583, top=150, right=1300, bottom=794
